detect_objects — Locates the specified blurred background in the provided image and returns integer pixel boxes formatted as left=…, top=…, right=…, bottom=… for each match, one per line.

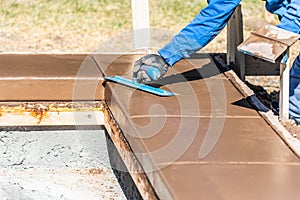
left=0, top=0, right=271, bottom=53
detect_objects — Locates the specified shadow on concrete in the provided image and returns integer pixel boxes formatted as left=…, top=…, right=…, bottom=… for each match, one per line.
left=105, top=131, right=143, bottom=200
left=146, top=53, right=231, bottom=88
left=147, top=63, right=223, bottom=88
left=231, top=95, right=270, bottom=113
left=232, top=98, right=255, bottom=110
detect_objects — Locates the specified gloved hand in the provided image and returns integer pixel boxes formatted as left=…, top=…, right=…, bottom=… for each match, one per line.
left=133, top=54, right=170, bottom=83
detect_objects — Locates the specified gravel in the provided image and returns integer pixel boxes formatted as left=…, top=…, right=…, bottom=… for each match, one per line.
left=0, top=129, right=126, bottom=200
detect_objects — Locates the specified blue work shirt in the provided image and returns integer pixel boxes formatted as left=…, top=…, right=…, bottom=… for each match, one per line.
left=158, top=0, right=300, bottom=66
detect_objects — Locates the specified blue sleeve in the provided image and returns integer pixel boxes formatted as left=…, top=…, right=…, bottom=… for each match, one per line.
left=265, top=0, right=287, bottom=18
left=158, top=0, right=242, bottom=66
left=276, top=0, right=300, bottom=34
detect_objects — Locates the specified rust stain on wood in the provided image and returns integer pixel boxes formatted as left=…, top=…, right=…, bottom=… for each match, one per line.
left=29, top=104, right=49, bottom=124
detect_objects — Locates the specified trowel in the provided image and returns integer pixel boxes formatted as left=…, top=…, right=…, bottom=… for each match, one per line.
left=104, top=75, right=176, bottom=97
left=93, top=54, right=176, bottom=97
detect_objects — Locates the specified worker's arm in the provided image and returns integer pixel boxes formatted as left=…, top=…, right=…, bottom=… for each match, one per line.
left=159, top=0, right=242, bottom=66
left=133, top=0, right=241, bottom=83
left=275, top=0, right=300, bottom=34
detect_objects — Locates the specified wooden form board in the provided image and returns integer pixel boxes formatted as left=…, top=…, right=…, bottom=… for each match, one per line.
left=131, top=0, right=150, bottom=49
left=227, top=4, right=245, bottom=81
left=237, top=24, right=300, bottom=120
left=238, top=24, right=300, bottom=63
left=244, top=55, right=280, bottom=76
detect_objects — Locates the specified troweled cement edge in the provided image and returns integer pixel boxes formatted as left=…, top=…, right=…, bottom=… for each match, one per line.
left=212, top=54, right=300, bottom=157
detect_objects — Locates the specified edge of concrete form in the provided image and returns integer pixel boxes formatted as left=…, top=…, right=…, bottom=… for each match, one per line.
left=103, top=104, right=159, bottom=200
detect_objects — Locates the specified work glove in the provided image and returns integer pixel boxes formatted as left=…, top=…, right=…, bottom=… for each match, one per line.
left=133, top=54, right=170, bottom=83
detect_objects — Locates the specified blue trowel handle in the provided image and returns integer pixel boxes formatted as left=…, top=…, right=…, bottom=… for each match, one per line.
left=105, top=76, right=176, bottom=97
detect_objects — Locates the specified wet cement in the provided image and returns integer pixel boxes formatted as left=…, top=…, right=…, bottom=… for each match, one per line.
left=1, top=53, right=299, bottom=199
left=94, top=53, right=300, bottom=199
left=0, top=54, right=104, bottom=101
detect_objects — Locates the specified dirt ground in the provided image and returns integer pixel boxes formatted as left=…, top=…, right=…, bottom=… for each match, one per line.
left=246, top=81, right=300, bottom=137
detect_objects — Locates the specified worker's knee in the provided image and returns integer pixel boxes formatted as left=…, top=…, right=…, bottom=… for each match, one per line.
left=291, top=54, right=300, bottom=73
left=289, top=54, right=300, bottom=123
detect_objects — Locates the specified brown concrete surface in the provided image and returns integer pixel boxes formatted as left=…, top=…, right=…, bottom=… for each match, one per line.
left=95, top=54, right=300, bottom=199
left=0, top=54, right=104, bottom=100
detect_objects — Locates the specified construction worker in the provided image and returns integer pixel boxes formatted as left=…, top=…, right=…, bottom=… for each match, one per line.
left=133, top=0, right=300, bottom=124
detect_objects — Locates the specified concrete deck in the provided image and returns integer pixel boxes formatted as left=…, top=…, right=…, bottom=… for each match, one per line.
left=1, top=53, right=300, bottom=199
left=96, top=53, right=300, bottom=199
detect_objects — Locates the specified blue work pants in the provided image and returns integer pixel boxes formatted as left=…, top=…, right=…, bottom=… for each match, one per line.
left=290, top=54, right=300, bottom=123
